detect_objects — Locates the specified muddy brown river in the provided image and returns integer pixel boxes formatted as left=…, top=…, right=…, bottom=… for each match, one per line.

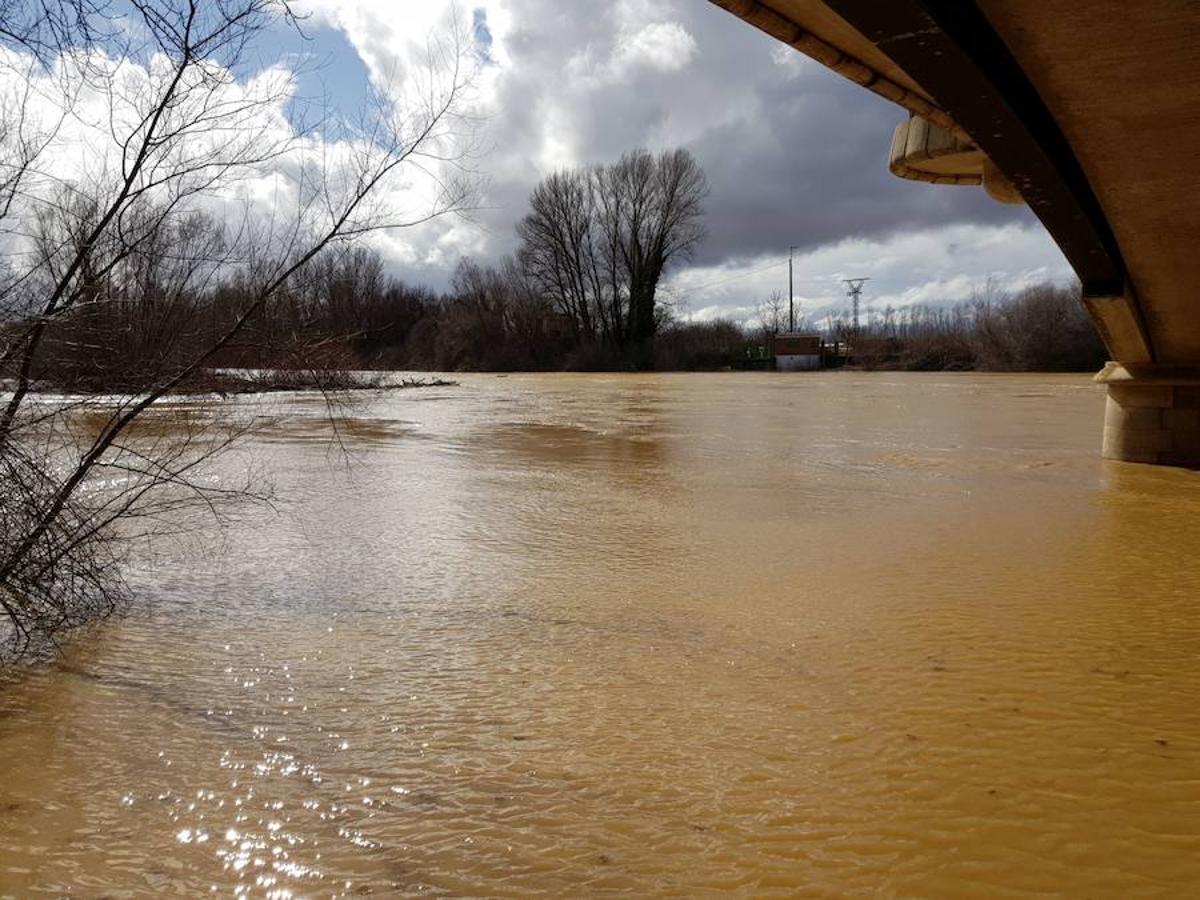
left=1, top=372, right=1198, bottom=897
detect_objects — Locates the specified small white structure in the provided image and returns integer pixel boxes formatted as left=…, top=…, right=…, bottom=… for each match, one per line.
left=773, top=333, right=823, bottom=371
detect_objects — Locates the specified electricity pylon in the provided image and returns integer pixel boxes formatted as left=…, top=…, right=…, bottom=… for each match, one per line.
left=843, top=278, right=871, bottom=334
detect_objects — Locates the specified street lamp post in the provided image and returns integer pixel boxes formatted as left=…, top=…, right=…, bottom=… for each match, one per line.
left=788, top=245, right=798, bottom=333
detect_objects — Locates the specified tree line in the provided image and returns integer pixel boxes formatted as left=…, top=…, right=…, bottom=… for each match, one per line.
left=4, top=148, right=714, bottom=382
left=5, top=136, right=1104, bottom=387
left=843, top=282, right=1107, bottom=372
left=6, top=231, right=1107, bottom=387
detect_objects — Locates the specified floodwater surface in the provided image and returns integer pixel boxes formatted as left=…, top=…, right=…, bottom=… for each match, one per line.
left=1, top=373, right=1199, bottom=897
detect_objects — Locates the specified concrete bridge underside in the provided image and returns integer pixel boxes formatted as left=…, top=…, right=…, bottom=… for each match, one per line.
left=710, top=0, right=1200, bottom=466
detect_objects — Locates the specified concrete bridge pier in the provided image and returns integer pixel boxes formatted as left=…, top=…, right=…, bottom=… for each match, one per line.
left=1086, top=289, right=1200, bottom=467
left=1098, top=365, right=1200, bottom=468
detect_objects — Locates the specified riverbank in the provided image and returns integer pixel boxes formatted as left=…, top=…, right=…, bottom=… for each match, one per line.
left=183, top=370, right=458, bottom=395
left=1, top=370, right=458, bottom=398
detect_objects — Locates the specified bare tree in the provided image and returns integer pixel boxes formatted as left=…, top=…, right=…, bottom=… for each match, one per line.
left=611, top=149, right=708, bottom=361
left=0, top=1, right=477, bottom=657
left=755, top=290, right=786, bottom=341
left=517, top=169, right=599, bottom=340
left=516, top=148, right=708, bottom=366
left=0, top=0, right=115, bottom=64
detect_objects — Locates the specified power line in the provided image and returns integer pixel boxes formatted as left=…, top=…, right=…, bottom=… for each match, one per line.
left=671, top=256, right=827, bottom=298
left=676, top=259, right=787, bottom=296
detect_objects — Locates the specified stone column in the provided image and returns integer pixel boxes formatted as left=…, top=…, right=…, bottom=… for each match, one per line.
left=1098, top=363, right=1200, bottom=467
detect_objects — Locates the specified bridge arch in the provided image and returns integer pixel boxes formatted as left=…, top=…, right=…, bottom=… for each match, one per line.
left=711, top=0, right=1200, bottom=466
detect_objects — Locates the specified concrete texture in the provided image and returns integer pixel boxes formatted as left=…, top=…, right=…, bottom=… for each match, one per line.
left=1098, top=364, right=1200, bottom=467
left=978, top=1, right=1200, bottom=364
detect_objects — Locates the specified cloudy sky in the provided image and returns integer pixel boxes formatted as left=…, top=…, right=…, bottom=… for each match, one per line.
left=25, top=0, right=1077, bottom=327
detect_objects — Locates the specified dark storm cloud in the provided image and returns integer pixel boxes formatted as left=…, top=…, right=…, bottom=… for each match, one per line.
left=472, top=0, right=1037, bottom=267
left=301, top=0, right=1065, bottom=298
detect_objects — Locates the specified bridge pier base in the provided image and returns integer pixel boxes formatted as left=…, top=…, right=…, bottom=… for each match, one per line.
left=1098, top=363, right=1200, bottom=467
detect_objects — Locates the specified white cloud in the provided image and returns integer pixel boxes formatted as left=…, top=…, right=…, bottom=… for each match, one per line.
left=770, top=42, right=806, bottom=78
left=611, top=22, right=698, bottom=75
left=667, top=222, right=1073, bottom=327
left=0, top=23, right=481, bottom=289
left=297, top=0, right=493, bottom=86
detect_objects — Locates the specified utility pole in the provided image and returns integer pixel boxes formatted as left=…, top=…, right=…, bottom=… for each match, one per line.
left=788, top=245, right=798, bottom=332
left=843, top=278, right=870, bottom=335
